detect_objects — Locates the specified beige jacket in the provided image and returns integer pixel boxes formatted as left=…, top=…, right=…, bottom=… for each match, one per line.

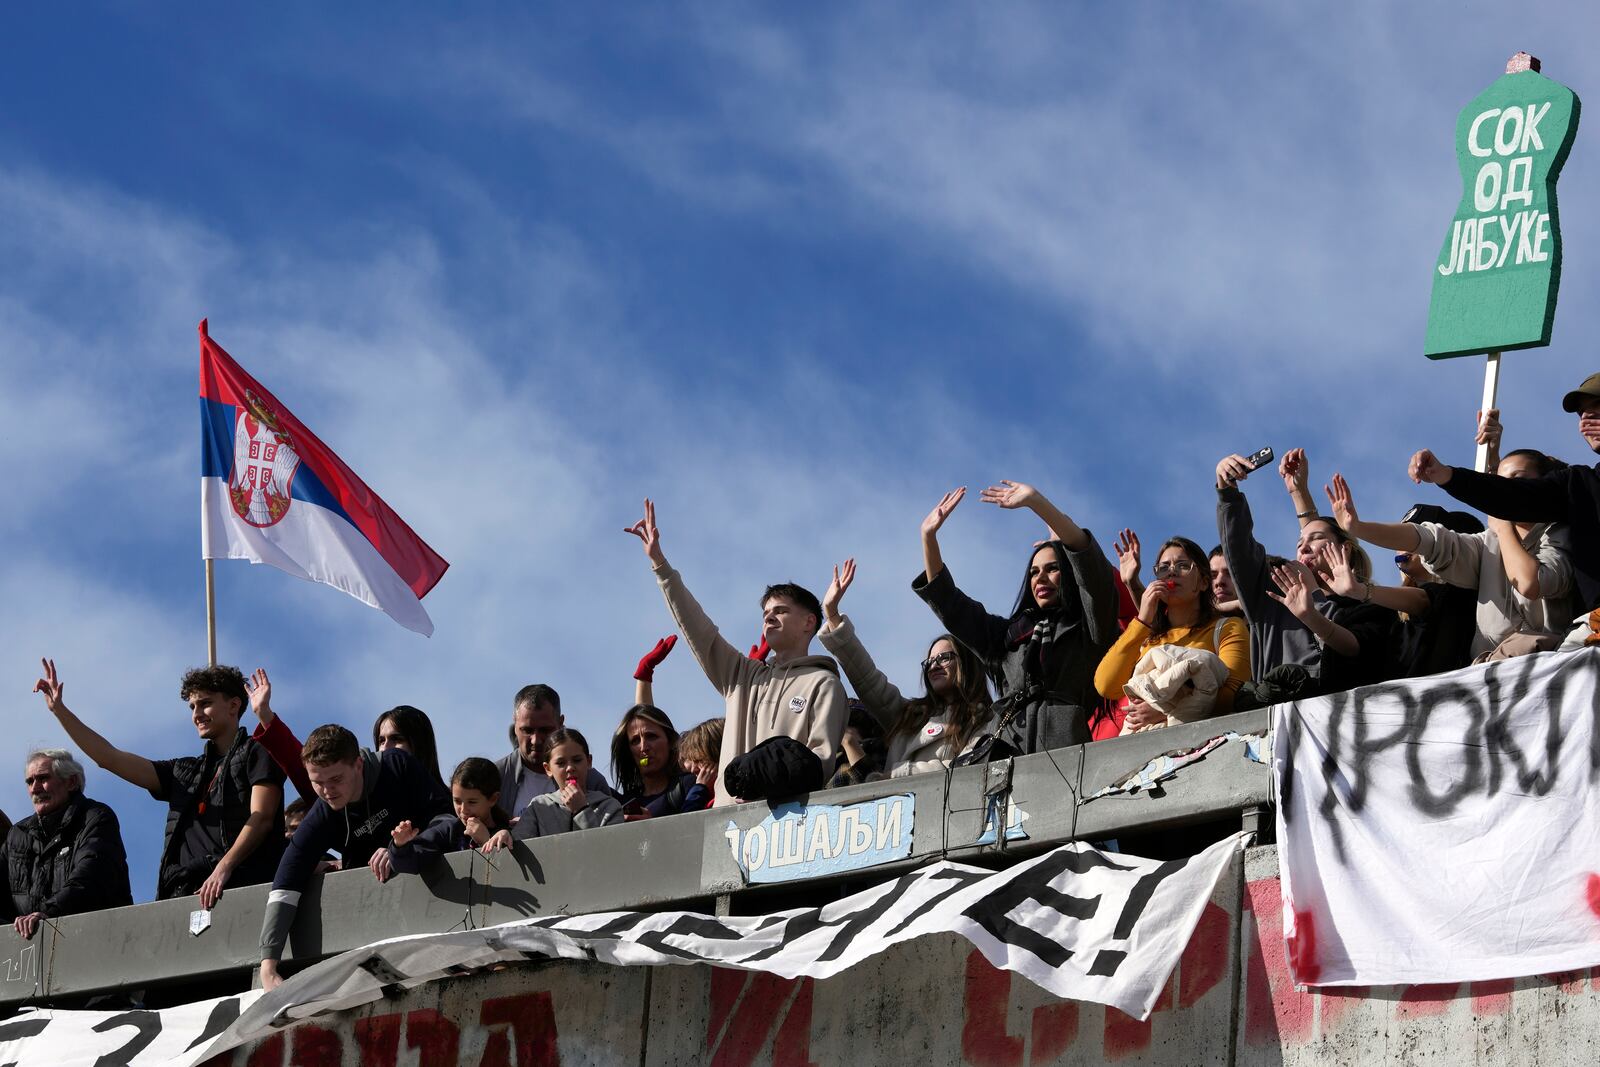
left=655, top=563, right=849, bottom=807
left=1414, top=520, right=1577, bottom=658
left=819, top=615, right=993, bottom=778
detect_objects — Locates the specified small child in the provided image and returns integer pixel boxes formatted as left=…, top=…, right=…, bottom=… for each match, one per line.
left=389, top=757, right=514, bottom=872
left=677, top=718, right=725, bottom=804
left=513, top=728, right=622, bottom=839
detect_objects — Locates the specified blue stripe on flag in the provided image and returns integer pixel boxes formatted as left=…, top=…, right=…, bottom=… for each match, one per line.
left=200, top=397, right=234, bottom=478
left=289, top=462, right=349, bottom=521
left=199, top=396, right=358, bottom=530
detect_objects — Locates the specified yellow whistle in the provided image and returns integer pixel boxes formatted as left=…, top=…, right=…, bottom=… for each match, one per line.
left=638, top=756, right=650, bottom=768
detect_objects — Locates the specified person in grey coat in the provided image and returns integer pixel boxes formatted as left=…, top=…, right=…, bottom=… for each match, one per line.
left=912, top=481, right=1120, bottom=755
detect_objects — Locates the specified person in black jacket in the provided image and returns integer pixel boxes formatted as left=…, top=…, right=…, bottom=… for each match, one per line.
left=2, top=749, right=132, bottom=938
left=913, top=481, right=1120, bottom=754
left=33, top=658, right=284, bottom=908
left=258, top=724, right=450, bottom=991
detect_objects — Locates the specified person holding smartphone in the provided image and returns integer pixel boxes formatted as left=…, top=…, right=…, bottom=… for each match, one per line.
left=1214, top=450, right=1396, bottom=702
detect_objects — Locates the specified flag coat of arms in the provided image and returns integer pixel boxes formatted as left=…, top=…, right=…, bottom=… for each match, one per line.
left=198, top=320, right=448, bottom=635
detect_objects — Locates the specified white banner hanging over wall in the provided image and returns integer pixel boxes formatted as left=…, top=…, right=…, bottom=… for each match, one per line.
left=1275, top=649, right=1600, bottom=987
left=0, top=835, right=1243, bottom=1067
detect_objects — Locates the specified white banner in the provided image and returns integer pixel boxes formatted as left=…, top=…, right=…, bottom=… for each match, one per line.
left=0, top=836, right=1241, bottom=1066
left=1274, top=648, right=1600, bottom=987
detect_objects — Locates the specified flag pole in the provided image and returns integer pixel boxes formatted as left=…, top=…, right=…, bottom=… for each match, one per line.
left=1474, top=350, right=1502, bottom=473
left=205, top=559, right=217, bottom=666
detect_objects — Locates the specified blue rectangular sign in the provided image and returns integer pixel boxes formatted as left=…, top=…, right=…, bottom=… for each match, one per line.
left=724, top=794, right=914, bottom=884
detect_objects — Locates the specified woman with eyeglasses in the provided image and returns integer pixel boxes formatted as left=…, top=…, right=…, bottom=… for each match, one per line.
left=817, top=559, right=995, bottom=777
left=1093, top=537, right=1251, bottom=729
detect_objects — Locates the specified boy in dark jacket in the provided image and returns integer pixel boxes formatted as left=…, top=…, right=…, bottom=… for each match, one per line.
left=257, top=724, right=449, bottom=990
left=32, top=658, right=283, bottom=908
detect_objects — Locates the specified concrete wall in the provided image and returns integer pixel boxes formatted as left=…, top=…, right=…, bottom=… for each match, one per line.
left=200, top=845, right=1600, bottom=1066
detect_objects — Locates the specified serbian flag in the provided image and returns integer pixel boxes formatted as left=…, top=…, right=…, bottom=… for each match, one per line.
left=198, top=320, right=448, bottom=635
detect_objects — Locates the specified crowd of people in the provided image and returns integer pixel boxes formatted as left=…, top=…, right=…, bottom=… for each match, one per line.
left=7, top=372, right=1600, bottom=991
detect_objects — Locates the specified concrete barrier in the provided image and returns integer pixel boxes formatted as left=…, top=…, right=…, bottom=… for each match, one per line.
left=204, top=845, right=1600, bottom=1066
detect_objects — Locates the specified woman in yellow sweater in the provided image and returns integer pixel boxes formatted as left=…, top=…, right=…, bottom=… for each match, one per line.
left=1093, top=536, right=1251, bottom=730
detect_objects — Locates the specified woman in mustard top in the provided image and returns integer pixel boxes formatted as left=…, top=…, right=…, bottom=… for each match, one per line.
left=1093, top=536, right=1251, bottom=731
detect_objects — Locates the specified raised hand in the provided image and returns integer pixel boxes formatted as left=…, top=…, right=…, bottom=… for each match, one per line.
left=390, top=820, right=418, bottom=847
left=1476, top=408, right=1503, bottom=451
left=1215, top=454, right=1255, bottom=490
left=32, top=658, right=65, bottom=716
left=634, top=635, right=678, bottom=682
left=624, top=498, right=666, bottom=566
left=979, top=480, right=1038, bottom=511
left=1112, top=529, right=1142, bottom=586
left=747, top=636, right=771, bottom=662
left=1267, top=561, right=1318, bottom=621
left=247, top=668, right=274, bottom=723
left=1324, top=474, right=1361, bottom=531
left=481, top=829, right=512, bottom=855
left=921, top=488, right=966, bottom=536
left=823, top=559, right=856, bottom=623
left=693, top=761, right=717, bottom=788
left=1409, top=449, right=1453, bottom=486
left=1279, top=447, right=1309, bottom=496
left=1315, top=541, right=1360, bottom=599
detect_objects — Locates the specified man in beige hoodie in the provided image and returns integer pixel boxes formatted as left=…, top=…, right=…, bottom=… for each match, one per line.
left=627, top=499, right=849, bottom=807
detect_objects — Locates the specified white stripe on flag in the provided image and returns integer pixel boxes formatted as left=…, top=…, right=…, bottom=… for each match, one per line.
left=201, top=477, right=434, bottom=636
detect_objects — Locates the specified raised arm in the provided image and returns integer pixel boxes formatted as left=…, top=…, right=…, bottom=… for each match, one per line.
left=247, top=669, right=312, bottom=801
left=818, top=560, right=910, bottom=728
left=32, top=659, right=158, bottom=792
left=1112, top=529, right=1145, bottom=603
left=1279, top=449, right=1319, bottom=527
left=1266, top=562, right=1360, bottom=658
left=627, top=499, right=749, bottom=696
left=1477, top=409, right=1503, bottom=475
left=920, top=487, right=966, bottom=582
left=633, top=635, right=677, bottom=708
left=1325, top=474, right=1422, bottom=552
left=980, top=480, right=1087, bottom=551
left=1411, top=449, right=1570, bottom=524
left=1214, top=456, right=1272, bottom=618
left=1317, top=541, right=1429, bottom=616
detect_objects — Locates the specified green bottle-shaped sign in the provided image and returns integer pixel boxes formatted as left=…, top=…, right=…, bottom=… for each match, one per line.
left=1425, top=54, right=1580, bottom=359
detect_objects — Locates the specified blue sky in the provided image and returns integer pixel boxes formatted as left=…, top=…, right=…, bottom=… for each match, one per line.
left=3, top=5, right=1598, bottom=901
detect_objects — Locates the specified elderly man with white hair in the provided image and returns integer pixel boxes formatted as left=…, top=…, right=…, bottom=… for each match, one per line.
left=1, top=749, right=132, bottom=938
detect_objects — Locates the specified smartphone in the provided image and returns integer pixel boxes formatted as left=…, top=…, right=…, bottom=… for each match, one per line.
left=1244, top=446, right=1274, bottom=471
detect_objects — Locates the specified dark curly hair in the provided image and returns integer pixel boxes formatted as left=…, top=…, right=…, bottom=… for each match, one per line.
left=179, top=665, right=248, bottom=708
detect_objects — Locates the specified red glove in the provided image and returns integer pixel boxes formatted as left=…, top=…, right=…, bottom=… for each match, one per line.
left=634, top=635, right=678, bottom=682
left=748, top=636, right=771, bottom=662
